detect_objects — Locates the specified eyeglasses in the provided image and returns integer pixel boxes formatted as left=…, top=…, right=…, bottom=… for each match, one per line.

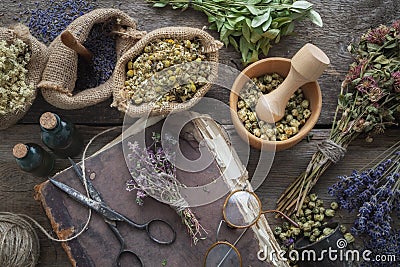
left=223, top=189, right=298, bottom=228
left=204, top=189, right=298, bottom=267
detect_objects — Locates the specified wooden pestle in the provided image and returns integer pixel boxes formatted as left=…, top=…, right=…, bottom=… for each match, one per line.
left=255, top=43, right=330, bottom=123
left=60, top=30, right=93, bottom=63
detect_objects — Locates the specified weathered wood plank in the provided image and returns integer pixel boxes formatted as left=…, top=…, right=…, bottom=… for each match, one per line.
left=1, top=0, right=398, bottom=125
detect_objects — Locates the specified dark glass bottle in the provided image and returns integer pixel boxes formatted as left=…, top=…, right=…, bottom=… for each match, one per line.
left=13, top=143, right=55, bottom=177
left=40, top=112, right=84, bottom=158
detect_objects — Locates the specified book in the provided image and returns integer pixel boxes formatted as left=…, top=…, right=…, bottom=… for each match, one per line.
left=34, top=114, right=276, bottom=267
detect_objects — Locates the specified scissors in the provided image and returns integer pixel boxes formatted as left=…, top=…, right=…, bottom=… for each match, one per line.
left=49, top=158, right=176, bottom=267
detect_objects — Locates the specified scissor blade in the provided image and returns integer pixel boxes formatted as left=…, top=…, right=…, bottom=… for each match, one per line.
left=68, top=157, right=104, bottom=203
left=49, top=178, right=124, bottom=222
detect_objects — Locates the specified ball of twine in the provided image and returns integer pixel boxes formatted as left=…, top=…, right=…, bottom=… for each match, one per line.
left=0, top=212, right=40, bottom=267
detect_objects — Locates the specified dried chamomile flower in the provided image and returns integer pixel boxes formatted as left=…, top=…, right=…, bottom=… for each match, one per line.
left=122, top=38, right=209, bottom=106
left=0, top=38, right=34, bottom=116
left=237, top=73, right=311, bottom=141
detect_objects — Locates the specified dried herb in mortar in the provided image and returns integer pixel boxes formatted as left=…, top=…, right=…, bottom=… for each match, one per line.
left=238, top=73, right=311, bottom=141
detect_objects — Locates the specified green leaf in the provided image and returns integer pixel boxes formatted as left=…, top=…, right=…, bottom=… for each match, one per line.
left=259, top=38, right=271, bottom=56
left=262, top=16, right=272, bottom=31
left=272, top=17, right=292, bottom=28
left=275, top=33, right=281, bottom=43
left=249, top=49, right=259, bottom=63
left=216, top=19, right=224, bottom=31
left=240, top=36, right=250, bottom=62
left=247, top=5, right=263, bottom=16
left=367, top=43, right=381, bottom=52
left=374, top=55, right=390, bottom=65
left=246, top=0, right=263, bottom=4
left=242, top=23, right=251, bottom=43
left=307, top=9, right=323, bottom=27
left=250, top=30, right=263, bottom=43
left=291, top=1, right=313, bottom=10
left=227, top=16, right=246, bottom=28
left=281, top=21, right=295, bottom=35
left=229, top=36, right=239, bottom=51
left=153, top=2, right=168, bottom=8
left=251, top=9, right=271, bottom=28
left=262, top=28, right=280, bottom=39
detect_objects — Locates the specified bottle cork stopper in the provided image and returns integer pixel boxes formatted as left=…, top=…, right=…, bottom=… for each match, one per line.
left=40, top=112, right=57, bottom=130
left=13, top=143, right=28, bottom=159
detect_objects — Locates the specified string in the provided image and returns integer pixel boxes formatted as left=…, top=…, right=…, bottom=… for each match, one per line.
left=317, top=139, right=347, bottom=163
left=0, top=212, right=40, bottom=267
left=24, top=126, right=121, bottom=242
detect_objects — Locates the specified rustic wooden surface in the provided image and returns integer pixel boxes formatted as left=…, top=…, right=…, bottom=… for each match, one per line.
left=0, top=1, right=399, bottom=266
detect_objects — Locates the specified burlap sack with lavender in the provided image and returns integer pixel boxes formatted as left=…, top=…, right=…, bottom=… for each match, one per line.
left=111, top=27, right=223, bottom=117
left=38, top=9, right=145, bottom=110
left=0, top=24, right=47, bottom=130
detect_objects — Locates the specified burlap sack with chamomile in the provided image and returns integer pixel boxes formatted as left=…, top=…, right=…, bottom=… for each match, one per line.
left=111, top=27, right=223, bottom=118
left=0, top=24, right=48, bottom=130
left=38, top=9, right=145, bottom=110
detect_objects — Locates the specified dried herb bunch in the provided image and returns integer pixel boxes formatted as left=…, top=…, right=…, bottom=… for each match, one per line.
left=275, top=193, right=354, bottom=265
left=122, top=38, right=210, bottom=106
left=237, top=73, right=311, bottom=141
left=329, top=143, right=400, bottom=264
left=148, top=0, right=322, bottom=65
left=0, top=38, right=34, bottom=115
left=276, top=20, right=400, bottom=215
left=126, top=133, right=207, bottom=244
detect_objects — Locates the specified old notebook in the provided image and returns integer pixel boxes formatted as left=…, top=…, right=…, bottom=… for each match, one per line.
left=35, top=115, right=275, bottom=267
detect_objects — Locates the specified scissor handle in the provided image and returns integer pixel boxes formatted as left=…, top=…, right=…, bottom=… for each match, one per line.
left=145, top=219, right=176, bottom=245
left=116, top=250, right=143, bottom=267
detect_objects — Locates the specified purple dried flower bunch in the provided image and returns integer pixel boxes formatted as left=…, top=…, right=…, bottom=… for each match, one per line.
left=126, top=132, right=207, bottom=244
left=75, top=22, right=117, bottom=90
left=277, top=20, right=400, bottom=215
left=16, top=0, right=96, bottom=44
left=329, top=146, right=400, bottom=264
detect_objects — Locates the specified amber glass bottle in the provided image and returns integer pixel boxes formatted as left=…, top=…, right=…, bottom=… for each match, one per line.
left=13, top=143, right=55, bottom=177
left=40, top=112, right=84, bottom=158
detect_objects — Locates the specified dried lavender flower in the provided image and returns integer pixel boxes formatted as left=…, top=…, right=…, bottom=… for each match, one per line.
left=16, top=0, right=96, bottom=44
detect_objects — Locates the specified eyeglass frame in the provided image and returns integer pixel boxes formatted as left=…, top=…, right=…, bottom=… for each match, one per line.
left=222, top=189, right=299, bottom=229
left=203, top=220, right=247, bottom=267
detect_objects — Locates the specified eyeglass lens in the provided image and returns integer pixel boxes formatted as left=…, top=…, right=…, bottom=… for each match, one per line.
left=224, top=191, right=261, bottom=227
left=205, top=243, right=241, bottom=267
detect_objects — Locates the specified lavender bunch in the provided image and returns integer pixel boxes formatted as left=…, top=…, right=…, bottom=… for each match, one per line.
left=329, top=145, right=400, bottom=264
left=126, top=132, right=207, bottom=244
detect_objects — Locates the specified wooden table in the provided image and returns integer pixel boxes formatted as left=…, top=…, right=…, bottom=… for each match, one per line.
left=0, top=1, right=399, bottom=266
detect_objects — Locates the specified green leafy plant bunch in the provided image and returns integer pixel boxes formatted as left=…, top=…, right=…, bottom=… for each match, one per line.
left=148, top=0, right=322, bottom=65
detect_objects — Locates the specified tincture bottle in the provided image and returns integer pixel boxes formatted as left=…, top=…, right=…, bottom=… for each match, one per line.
left=13, top=143, right=55, bottom=177
left=40, top=112, right=84, bottom=158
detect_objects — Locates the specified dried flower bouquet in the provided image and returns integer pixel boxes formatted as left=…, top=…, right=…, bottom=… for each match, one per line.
left=277, top=20, right=400, bottom=215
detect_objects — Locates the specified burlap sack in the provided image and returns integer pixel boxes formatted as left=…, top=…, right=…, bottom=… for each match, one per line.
left=0, top=24, right=48, bottom=130
left=38, top=9, right=145, bottom=110
left=111, top=27, right=223, bottom=118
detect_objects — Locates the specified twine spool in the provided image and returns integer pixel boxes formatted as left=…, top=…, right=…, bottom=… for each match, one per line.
left=0, top=212, right=40, bottom=267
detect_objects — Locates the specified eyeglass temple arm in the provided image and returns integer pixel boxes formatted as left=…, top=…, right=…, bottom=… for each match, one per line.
left=262, top=210, right=299, bottom=228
